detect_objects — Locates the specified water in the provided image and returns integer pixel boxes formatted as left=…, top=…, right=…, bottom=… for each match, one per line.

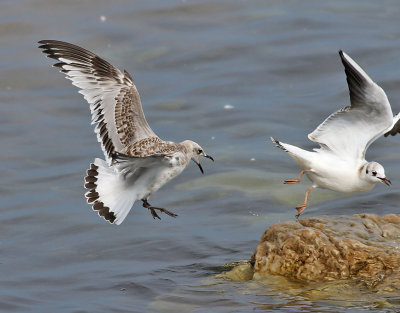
left=1, top=0, right=400, bottom=312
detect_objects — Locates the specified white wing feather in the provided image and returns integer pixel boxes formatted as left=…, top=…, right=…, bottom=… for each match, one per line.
left=308, top=51, right=396, bottom=160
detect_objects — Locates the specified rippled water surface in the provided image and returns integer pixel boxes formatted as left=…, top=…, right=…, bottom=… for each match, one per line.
left=1, top=0, right=400, bottom=312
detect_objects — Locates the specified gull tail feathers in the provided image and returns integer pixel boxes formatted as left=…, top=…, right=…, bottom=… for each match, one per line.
left=270, top=137, right=314, bottom=168
left=84, top=158, right=136, bottom=225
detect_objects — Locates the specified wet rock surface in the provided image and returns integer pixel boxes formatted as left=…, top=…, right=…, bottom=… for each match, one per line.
left=251, top=214, right=400, bottom=288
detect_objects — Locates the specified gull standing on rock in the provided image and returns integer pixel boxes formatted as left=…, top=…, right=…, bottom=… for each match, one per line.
left=272, top=50, right=399, bottom=217
left=39, top=40, right=213, bottom=225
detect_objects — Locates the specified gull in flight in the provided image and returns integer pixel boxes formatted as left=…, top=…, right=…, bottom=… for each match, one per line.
left=38, top=40, right=213, bottom=225
left=272, top=50, right=399, bottom=217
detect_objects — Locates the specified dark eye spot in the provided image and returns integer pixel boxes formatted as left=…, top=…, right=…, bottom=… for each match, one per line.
left=198, top=149, right=203, bottom=154
left=372, top=171, right=377, bottom=176
left=366, top=169, right=369, bottom=174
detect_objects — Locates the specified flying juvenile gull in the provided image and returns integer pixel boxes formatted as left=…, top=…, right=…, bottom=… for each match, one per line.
left=38, top=40, right=214, bottom=225
left=271, top=50, right=399, bottom=217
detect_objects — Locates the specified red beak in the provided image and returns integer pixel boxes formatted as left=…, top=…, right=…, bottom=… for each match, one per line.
left=379, top=177, right=391, bottom=186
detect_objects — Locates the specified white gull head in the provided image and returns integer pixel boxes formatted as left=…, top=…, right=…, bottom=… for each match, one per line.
left=180, top=140, right=214, bottom=174
left=360, top=162, right=391, bottom=186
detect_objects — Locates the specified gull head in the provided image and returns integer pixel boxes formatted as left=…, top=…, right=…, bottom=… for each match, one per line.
left=180, top=140, right=214, bottom=174
left=361, top=162, right=391, bottom=186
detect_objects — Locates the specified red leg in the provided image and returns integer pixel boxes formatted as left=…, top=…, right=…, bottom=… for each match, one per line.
left=284, top=169, right=311, bottom=184
left=295, top=186, right=315, bottom=218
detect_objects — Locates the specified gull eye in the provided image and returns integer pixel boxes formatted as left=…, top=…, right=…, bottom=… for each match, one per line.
left=197, top=149, right=203, bottom=154
left=366, top=169, right=369, bottom=174
left=372, top=171, right=377, bottom=176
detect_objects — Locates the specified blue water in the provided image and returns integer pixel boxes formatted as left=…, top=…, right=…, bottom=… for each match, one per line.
left=1, top=0, right=400, bottom=312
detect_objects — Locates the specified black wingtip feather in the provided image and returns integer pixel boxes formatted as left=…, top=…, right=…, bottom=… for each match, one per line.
left=270, top=137, right=289, bottom=152
left=53, top=62, right=64, bottom=68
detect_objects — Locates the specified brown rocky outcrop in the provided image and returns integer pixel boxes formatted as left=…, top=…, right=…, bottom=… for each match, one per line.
left=251, top=214, right=400, bottom=288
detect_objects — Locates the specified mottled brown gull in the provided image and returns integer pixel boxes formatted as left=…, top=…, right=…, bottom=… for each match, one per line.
left=38, top=40, right=213, bottom=225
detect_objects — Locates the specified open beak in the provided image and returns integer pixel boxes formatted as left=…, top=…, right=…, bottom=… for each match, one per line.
left=204, top=154, right=214, bottom=162
left=379, top=177, right=392, bottom=186
left=193, top=155, right=214, bottom=174
left=193, top=160, right=204, bottom=174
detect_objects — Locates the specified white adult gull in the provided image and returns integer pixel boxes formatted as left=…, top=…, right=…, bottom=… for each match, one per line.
left=272, top=50, right=399, bottom=217
left=38, top=40, right=213, bottom=225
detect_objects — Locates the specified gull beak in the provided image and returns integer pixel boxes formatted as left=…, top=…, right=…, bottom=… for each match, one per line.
left=193, top=160, right=204, bottom=174
left=379, top=177, right=392, bottom=186
left=193, top=153, right=213, bottom=174
left=204, top=154, right=214, bottom=162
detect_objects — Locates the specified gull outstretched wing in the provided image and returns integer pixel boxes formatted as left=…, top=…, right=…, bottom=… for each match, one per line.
left=38, top=40, right=158, bottom=164
left=308, top=50, right=397, bottom=160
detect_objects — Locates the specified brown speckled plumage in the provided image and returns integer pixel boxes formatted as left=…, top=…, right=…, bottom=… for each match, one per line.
left=39, top=40, right=212, bottom=225
left=124, top=137, right=186, bottom=157
left=115, top=86, right=138, bottom=146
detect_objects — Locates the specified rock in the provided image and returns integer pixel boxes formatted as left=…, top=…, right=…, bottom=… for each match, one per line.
left=215, top=261, right=254, bottom=281
left=251, top=213, right=400, bottom=288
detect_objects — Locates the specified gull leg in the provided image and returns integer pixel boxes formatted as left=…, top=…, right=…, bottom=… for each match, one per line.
left=142, top=199, right=178, bottom=219
left=295, top=186, right=315, bottom=218
left=284, top=169, right=311, bottom=184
